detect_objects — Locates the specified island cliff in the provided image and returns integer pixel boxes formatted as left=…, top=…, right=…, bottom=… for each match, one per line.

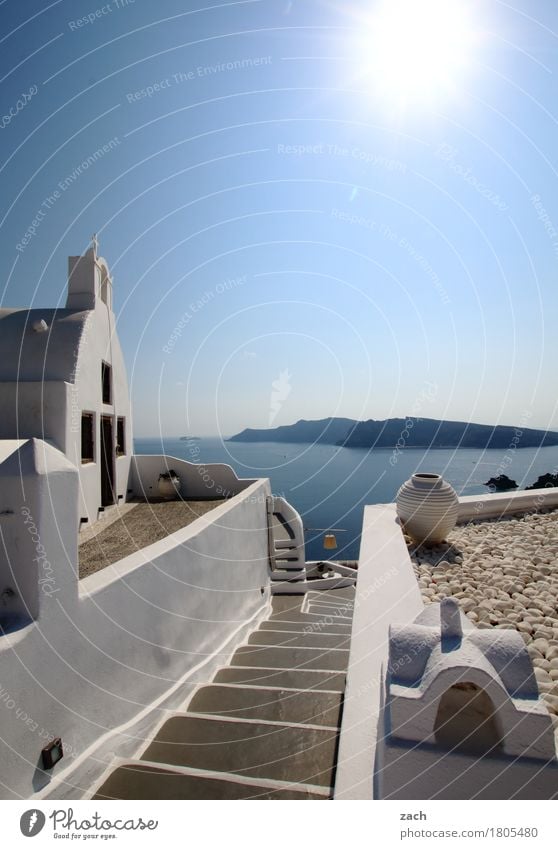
left=229, top=417, right=558, bottom=450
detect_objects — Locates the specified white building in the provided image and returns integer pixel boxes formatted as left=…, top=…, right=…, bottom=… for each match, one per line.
left=0, top=238, right=132, bottom=525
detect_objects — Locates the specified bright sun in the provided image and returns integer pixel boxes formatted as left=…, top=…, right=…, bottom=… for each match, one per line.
left=363, top=0, right=478, bottom=106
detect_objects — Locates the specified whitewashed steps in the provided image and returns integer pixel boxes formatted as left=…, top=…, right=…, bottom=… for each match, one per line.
left=92, top=587, right=354, bottom=800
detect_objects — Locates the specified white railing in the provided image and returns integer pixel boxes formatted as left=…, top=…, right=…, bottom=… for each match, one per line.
left=266, top=495, right=357, bottom=594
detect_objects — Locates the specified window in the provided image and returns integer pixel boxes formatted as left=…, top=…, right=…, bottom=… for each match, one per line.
left=101, top=361, right=112, bottom=404
left=116, top=417, right=125, bottom=456
left=81, top=413, right=94, bottom=463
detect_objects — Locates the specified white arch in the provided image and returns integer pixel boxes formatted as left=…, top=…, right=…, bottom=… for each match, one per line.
left=390, top=664, right=555, bottom=760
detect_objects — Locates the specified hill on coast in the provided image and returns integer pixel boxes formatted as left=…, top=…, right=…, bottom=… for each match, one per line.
left=228, top=417, right=558, bottom=450
left=228, top=417, right=357, bottom=445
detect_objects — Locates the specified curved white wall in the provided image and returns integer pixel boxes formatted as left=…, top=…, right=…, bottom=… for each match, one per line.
left=130, top=453, right=255, bottom=500
left=0, top=381, right=68, bottom=449
left=0, top=442, right=271, bottom=800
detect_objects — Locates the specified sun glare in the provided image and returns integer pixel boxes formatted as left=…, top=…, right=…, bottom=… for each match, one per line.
left=363, top=0, right=478, bottom=107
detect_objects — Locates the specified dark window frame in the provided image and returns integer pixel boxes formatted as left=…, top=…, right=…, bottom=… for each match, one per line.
left=81, top=412, right=95, bottom=464
left=116, top=417, right=126, bottom=456
left=101, top=361, right=112, bottom=404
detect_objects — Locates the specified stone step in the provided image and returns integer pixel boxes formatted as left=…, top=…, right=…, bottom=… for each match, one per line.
left=271, top=579, right=355, bottom=595
left=270, top=593, right=354, bottom=617
left=305, top=592, right=355, bottom=606
left=140, top=715, right=339, bottom=786
left=305, top=586, right=356, bottom=601
left=231, top=644, right=350, bottom=672
left=304, top=604, right=353, bottom=620
left=93, top=762, right=327, bottom=800
left=188, top=684, right=343, bottom=727
left=271, top=596, right=305, bottom=615
left=213, top=666, right=346, bottom=691
left=269, top=611, right=353, bottom=626
left=91, top=584, right=355, bottom=800
left=260, top=620, right=352, bottom=635
left=249, top=630, right=351, bottom=650
left=304, top=600, right=355, bottom=614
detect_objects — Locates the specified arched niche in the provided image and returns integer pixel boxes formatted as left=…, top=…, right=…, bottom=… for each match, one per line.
left=434, top=681, right=503, bottom=755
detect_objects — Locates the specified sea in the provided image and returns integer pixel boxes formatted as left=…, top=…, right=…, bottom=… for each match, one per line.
left=134, top=437, right=558, bottom=562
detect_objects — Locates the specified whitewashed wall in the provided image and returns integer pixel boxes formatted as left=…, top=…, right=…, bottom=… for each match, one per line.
left=0, top=439, right=77, bottom=625
left=0, top=439, right=271, bottom=800
left=65, top=305, right=133, bottom=524
left=458, top=486, right=558, bottom=520
left=334, top=504, right=424, bottom=800
left=0, top=381, right=68, bottom=450
left=130, top=453, right=255, bottom=499
left=0, top=249, right=133, bottom=526
left=335, top=490, right=558, bottom=800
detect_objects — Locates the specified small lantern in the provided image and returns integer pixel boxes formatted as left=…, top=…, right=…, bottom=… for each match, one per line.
left=323, top=533, right=337, bottom=550
left=41, top=737, right=64, bottom=770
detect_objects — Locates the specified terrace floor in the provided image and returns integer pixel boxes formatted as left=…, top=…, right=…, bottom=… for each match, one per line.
left=78, top=499, right=227, bottom=579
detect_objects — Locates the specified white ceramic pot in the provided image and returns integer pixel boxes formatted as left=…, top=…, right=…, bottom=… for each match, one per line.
left=158, top=475, right=181, bottom=500
left=396, top=473, right=459, bottom=544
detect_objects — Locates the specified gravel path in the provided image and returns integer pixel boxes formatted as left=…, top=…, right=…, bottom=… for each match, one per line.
left=79, top=499, right=226, bottom=579
left=408, top=508, right=558, bottom=723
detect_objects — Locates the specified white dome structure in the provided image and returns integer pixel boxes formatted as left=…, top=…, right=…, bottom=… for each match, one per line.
left=388, top=598, right=555, bottom=761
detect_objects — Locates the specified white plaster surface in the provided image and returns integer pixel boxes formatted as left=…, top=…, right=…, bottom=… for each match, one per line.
left=380, top=737, right=558, bottom=799
left=0, top=465, right=272, bottom=800
left=130, top=454, right=254, bottom=500
left=0, top=440, right=26, bottom=463
left=0, top=438, right=78, bottom=625
left=458, top=486, right=558, bottom=520
left=388, top=600, right=555, bottom=761
left=335, top=498, right=558, bottom=800
left=0, top=246, right=133, bottom=524
left=334, top=504, right=423, bottom=799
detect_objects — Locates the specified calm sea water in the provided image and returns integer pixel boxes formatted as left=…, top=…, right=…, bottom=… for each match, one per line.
left=134, top=437, right=558, bottom=561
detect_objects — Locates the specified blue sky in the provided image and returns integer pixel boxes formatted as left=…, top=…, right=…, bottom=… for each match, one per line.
left=1, top=0, right=557, bottom=437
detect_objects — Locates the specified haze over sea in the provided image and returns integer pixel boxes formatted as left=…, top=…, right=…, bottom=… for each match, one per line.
left=134, top=438, right=558, bottom=561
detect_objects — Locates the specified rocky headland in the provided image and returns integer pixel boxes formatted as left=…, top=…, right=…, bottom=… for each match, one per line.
left=229, top=416, right=558, bottom=450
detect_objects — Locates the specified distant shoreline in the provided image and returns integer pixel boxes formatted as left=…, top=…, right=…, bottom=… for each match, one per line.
left=228, top=416, right=558, bottom=451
